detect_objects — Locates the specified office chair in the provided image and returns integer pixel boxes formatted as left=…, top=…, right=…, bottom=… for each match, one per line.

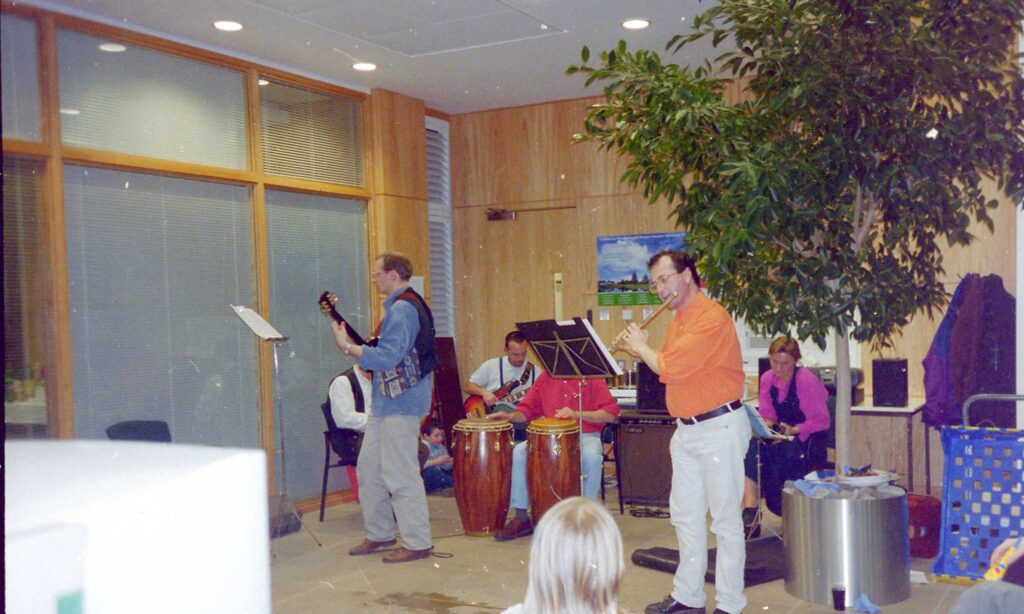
left=105, top=420, right=171, bottom=442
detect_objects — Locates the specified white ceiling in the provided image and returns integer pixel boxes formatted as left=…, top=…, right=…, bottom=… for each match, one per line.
left=21, top=0, right=723, bottom=115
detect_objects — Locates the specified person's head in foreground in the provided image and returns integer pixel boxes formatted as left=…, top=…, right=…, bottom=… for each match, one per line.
left=522, top=496, right=623, bottom=614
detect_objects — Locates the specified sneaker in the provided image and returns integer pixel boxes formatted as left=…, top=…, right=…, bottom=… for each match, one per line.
left=494, top=517, right=534, bottom=541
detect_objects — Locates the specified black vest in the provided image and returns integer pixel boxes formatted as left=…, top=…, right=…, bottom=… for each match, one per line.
left=392, top=288, right=439, bottom=376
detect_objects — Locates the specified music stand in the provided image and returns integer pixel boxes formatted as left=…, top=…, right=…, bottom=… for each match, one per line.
left=744, top=404, right=791, bottom=540
left=232, top=305, right=321, bottom=548
left=515, top=317, right=623, bottom=493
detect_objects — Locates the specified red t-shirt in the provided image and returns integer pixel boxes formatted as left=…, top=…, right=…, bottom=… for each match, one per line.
left=515, top=372, right=619, bottom=434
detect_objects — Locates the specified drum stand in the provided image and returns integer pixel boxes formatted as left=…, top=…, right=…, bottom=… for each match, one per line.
left=576, top=380, right=586, bottom=494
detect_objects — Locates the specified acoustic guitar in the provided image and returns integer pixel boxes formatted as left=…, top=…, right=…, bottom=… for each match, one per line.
left=317, top=291, right=377, bottom=347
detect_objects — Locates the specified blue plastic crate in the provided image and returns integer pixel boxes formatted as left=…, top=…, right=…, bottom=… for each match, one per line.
left=932, top=426, right=1024, bottom=584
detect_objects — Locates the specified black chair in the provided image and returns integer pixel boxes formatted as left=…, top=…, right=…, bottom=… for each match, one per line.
left=319, top=400, right=362, bottom=522
left=105, top=420, right=171, bottom=442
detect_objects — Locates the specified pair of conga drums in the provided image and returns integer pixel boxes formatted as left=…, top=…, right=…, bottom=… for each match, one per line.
left=452, top=417, right=580, bottom=536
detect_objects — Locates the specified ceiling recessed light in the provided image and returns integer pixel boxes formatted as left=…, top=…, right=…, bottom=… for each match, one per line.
left=353, top=62, right=377, bottom=72
left=622, top=18, right=650, bottom=30
left=258, top=79, right=270, bottom=86
left=59, top=108, right=81, bottom=116
left=98, top=42, right=127, bottom=53
left=214, top=21, right=243, bottom=32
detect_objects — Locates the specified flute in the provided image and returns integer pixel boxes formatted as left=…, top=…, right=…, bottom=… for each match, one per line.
left=608, top=292, right=677, bottom=353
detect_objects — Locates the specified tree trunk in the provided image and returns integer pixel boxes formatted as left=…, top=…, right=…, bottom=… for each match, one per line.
left=834, top=326, right=851, bottom=475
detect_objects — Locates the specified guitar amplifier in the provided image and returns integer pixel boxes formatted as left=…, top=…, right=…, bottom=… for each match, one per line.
left=617, top=411, right=675, bottom=507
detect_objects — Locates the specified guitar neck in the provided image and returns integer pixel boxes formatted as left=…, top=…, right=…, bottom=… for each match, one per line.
left=338, top=317, right=368, bottom=347
left=319, top=291, right=370, bottom=347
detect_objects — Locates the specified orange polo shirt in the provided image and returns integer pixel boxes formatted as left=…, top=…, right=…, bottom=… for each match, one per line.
left=657, top=292, right=744, bottom=419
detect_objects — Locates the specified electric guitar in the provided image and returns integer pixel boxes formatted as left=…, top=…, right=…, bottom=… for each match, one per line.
left=317, top=291, right=377, bottom=347
left=463, top=364, right=535, bottom=417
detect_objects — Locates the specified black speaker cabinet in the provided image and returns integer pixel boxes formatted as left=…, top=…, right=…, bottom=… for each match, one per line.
left=636, top=362, right=667, bottom=412
left=872, top=358, right=908, bottom=407
left=617, top=412, right=675, bottom=507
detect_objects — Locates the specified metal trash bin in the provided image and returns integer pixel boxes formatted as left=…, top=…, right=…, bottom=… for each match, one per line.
left=783, top=488, right=910, bottom=607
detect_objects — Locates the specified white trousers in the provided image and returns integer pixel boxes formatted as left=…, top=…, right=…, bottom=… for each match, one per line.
left=669, top=407, right=751, bottom=614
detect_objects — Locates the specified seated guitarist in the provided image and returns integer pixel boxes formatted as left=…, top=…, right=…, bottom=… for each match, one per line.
left=463, top=331, right=539, bottom=440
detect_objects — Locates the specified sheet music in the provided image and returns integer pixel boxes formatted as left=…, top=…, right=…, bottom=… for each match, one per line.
left=744, top=404, right=793, bottom=440
left=579, top=318, right=624, bottom=377
left=231, top=305, right=287, bottom=341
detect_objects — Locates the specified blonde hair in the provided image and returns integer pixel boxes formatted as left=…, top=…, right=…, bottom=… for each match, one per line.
left=521, top=497, right=623, bottom=614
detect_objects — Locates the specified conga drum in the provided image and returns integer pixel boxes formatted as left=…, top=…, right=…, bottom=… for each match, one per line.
left=526, top=417, right=581, bottom=522
left=452, top=418, right=514, bottom=536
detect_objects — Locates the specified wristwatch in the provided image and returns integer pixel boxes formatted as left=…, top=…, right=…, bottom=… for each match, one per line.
left=342, top=343, right=351, bottom=355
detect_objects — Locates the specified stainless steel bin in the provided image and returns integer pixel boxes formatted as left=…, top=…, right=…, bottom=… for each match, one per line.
left=783, top=488, right=910, bottom=607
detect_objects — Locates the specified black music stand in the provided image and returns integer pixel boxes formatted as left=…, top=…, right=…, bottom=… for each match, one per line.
left=515, top=317, right=623, bottom=492
left=232, top=305, right=321, bottom=549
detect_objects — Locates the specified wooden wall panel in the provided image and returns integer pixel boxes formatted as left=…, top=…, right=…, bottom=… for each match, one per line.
left=368, top=194, right=430, bottom=300
left=453, top=93, right=1017, bottom=497
left=368, top=88, right=427, bottom=200
left=367, top=88, right=431, bottom=315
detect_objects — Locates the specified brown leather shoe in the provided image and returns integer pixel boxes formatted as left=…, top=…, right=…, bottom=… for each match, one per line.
left=381, top=547, right=431, bottom=564
left=348, top=538, right=396, bottom=556
left=494, top=517, right=534, bottom=542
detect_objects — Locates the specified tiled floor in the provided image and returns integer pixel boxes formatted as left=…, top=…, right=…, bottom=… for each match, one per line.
left=271, top=489, right=967, bottom=613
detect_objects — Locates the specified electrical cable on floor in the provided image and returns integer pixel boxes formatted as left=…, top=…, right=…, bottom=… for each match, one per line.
left=425, top=531, right=466, bottom=558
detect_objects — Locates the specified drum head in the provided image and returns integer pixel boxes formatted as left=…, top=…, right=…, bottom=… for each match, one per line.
left=526, top=417, right=580, bottom=435
left=453, top=417, right=513, bottom=432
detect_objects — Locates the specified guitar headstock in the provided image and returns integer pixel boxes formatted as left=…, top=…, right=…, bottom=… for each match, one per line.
left=318, top=291, right=343, bottom=325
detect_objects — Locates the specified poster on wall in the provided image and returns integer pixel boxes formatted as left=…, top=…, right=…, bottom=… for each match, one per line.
left=597, top=232, right=687, bottom=306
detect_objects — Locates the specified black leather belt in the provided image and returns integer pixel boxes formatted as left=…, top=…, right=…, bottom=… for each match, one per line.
left=677, top=400, right=743, bottom=425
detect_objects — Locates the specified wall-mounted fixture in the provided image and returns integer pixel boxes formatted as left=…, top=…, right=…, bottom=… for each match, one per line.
left=486, top=208, right=517, bottom=221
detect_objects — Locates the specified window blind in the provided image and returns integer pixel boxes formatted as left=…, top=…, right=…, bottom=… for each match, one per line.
left=3, top=159, right=44, bottom=386
left=426, top=120, right=455, bottom=338
left=260, top=80, right=364, bottom=187
left=57, top=29, right=247, bottom=169
left=1, top=14, right=40, bottom=141
left=64, top=165, right=259, bottom=445
left=265, top=189, right=369, bottom=499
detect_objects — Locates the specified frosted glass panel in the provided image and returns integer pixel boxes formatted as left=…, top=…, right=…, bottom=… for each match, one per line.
left=1, top=15, right=40, bottom=141
left=57, top=29, right=247, bottom=169
left=265, top=189, right=369, bottom=499
left=64, top=165, right=259, bottom=446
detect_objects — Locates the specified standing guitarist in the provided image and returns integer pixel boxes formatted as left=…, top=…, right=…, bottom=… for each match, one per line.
left=463, top=331, right=539, bottom=432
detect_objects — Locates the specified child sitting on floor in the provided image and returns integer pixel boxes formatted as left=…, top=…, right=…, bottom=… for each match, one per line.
left=421, top=421, right=453, bottom=492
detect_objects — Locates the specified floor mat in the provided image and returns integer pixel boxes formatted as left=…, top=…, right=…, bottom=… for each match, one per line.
left=631, top=536, right=786, bottom=587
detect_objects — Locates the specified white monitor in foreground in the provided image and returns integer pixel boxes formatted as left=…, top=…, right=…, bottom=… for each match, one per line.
left=5, top=440, right=270, bottom=614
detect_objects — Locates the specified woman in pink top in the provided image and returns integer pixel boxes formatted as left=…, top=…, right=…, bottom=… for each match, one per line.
left=742, top=336, right=830, bottom=533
